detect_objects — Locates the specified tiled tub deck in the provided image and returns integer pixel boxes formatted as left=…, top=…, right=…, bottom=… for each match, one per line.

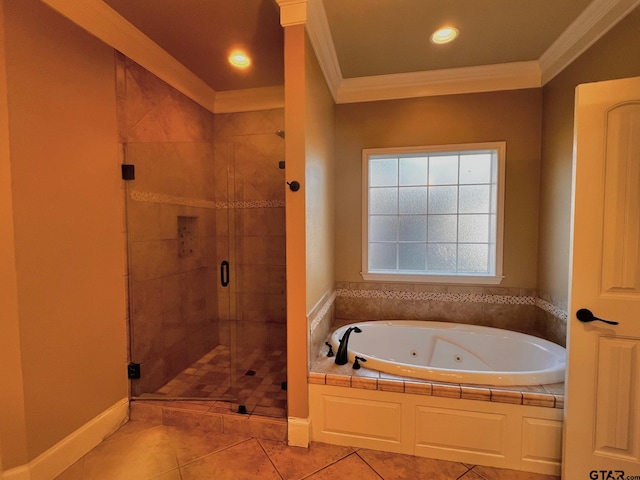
left=309, top=351, right=564, bottom=409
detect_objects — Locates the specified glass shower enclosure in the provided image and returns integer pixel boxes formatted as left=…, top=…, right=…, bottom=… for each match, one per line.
left=124, top=123, right=287, bottom=418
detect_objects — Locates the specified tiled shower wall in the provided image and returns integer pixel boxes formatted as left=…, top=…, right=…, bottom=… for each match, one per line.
left=117, top=53, right=219, bottom=395
left=213, top=110, right=287, bottom=354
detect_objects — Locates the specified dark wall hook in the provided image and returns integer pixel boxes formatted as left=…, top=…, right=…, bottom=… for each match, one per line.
left=287, top=181, right=300, bottom=192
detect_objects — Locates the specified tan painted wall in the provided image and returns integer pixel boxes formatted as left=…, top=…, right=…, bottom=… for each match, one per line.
left=538, top=6, right=640, bottom=309
left=0, top=1, right=28, bottom=469
left=334, top=89, right=543, bottom=288
left=305, top=33, right=335, bottom=313
left=2, top=0, right=127, bottom=463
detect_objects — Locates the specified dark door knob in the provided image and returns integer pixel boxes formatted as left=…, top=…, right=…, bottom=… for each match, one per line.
left=576, top=308, right=619, bottom=325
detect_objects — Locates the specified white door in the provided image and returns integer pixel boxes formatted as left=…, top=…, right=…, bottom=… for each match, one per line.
left=564, top=76, right=640, bottom=479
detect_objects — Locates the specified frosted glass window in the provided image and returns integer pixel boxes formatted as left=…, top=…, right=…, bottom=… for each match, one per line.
left=428, top=186, right=457, bottom=214
left=399, top=157, right=428, bottom=185
left=459, top=154, right=492, bottom=184
left=399, top=244, right=426, bottom=270
left=489, top=213, right=497, bottom=244
left=370, top=187, right=398, bottom=214
left=370, top=216, right=397, bottom=242
left=370, top=243, right=397, bottom=270
left=364, top=142, right=504, bottom=282
left=428, top=215, right=457, bottom=242
left=399, top=187, right=427, bottom=214
left=427, top=244, right=457, bottom=271
left=458, top=215, right=489, bottom=243
left=399, top=215, right=427, bottom=242
left=459, top=185, right=490, bottom=214
left=428, top=155, right=459, bottom=185
left=370, top=158, right=398, bottom=186
left=458, top=244, right=489, bottom=272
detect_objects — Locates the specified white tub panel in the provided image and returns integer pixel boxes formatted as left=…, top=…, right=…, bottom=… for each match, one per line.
left=309, top=384, right=562, bottom=475
left=415, top=406, right=506, bottom=457
left=521, top=417, right=563, bottom=469
left=319, top=394, right=408, bottom=453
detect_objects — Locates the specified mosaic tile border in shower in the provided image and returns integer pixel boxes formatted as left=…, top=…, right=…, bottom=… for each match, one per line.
left=131, top=191, right=285, bottom=209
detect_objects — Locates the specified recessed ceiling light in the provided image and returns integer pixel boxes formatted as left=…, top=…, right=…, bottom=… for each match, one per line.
left=228, top=50, right=251, bottom=69
left=430, top=27, right=459, bottom=45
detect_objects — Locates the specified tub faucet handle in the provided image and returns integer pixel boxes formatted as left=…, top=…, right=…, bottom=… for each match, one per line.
left=324, top=342, right=334, bottom=357
left=353, top=356, right=367, bottom=370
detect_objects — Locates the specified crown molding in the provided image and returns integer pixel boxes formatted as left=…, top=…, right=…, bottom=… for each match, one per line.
left=38, top=0, right=218, bottom=113
left=305, top=0, right=342, bottom=101
left=276, top=0, right=307, bottom=26
left=539, top=0, right=640, bottom=84
left=39, top=0, right=639, bottom=109
left=307, top=0, right=639, bottom=103
left=336, top=61, right=541, bottom=104
left=214, top=86, right=284, bottom=114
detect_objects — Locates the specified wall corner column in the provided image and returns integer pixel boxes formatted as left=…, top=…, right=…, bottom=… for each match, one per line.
left=279, top=0, right=310, bottom=437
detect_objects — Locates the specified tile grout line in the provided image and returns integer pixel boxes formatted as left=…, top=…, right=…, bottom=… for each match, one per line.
left=456, top=464, right=480, bottom=479
left=173, top=434, right=255, bottom=471
left=294, top=450, right=370, bottom=480
left=354, top=450, right=389, bottom=480
left=256, top=438, right=285, bottom=480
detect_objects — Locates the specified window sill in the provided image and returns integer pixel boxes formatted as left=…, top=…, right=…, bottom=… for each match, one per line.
left=360, top=272, right=505, bottom=285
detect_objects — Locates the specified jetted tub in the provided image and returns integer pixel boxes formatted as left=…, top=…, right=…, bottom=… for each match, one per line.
left=329, top=321, right=566, bottom=386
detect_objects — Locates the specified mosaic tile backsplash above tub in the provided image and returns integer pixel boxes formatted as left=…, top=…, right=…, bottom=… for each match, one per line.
left=333, top=283, right=567, bottom=347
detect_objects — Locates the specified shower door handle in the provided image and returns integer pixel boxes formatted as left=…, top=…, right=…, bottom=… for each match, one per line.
left=220, top=261, right=230, bottom=287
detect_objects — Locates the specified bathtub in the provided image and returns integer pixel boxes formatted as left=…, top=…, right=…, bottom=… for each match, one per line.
left=329, top=320, right=566, bottom=386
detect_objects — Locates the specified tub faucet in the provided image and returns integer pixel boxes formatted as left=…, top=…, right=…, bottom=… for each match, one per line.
left=334, top=326, right=362, bottom=365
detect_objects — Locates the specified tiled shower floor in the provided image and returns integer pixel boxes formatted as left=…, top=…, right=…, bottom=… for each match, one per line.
left=148, top=345, right=287, bottom=418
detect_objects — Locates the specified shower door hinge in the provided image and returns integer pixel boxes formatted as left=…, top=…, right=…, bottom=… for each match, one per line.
left=121, top=164, right=135, bottom=180
left=127, top=363, right=141, bottom=379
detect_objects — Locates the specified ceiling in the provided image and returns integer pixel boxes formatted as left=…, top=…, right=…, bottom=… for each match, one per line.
left=103, top=0, right=284, bottom=92
left=98, top=0, right=637, bottom=104
left=322, top=0, right=592, bottom=78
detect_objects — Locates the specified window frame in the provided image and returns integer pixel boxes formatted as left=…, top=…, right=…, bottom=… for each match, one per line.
left=361, top=142, right=506, bottom=285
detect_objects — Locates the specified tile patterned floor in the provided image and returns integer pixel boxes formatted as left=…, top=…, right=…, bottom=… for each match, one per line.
left=55, top=420, right=560, bottom=480
left=151, top=345, right=287, bottom=418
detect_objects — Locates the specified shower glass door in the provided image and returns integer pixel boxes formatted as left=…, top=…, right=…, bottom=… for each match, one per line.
left=124, top=119, right=288, bottom=418
left=125, top=141, right=233, bottom=402
left=227, top=132, right=287, bottom=417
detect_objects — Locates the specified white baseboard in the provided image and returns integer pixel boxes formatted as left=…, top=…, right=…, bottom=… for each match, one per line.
left=1, top=397, right=129, bottom=480
left=287, top=417, right=310, bottom=448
